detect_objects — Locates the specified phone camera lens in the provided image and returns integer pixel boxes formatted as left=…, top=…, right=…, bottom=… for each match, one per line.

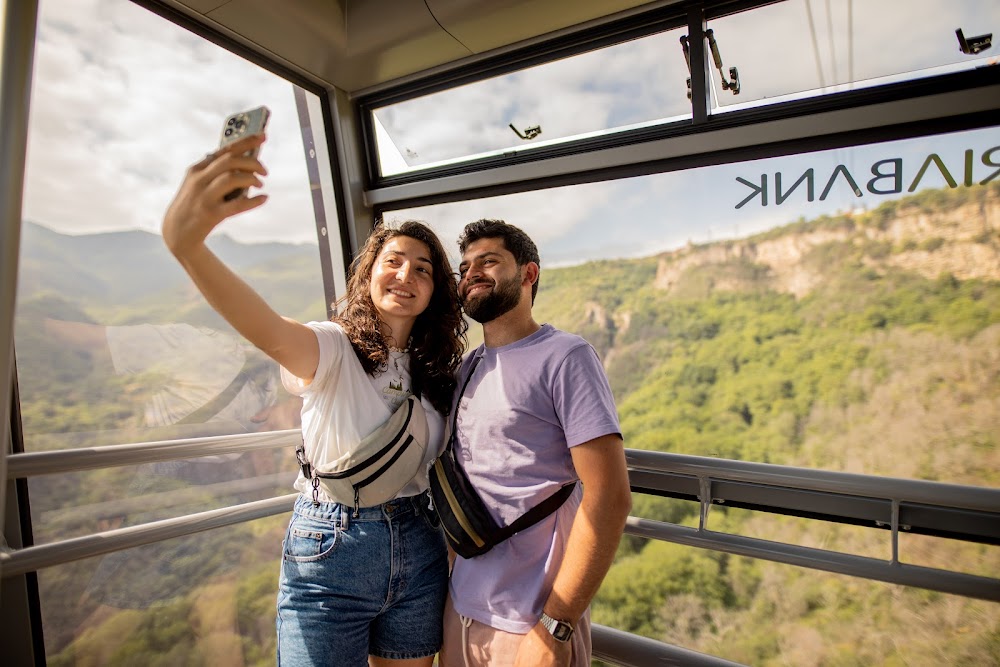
left=235, top=120, right=246, bottom=130
left=224, top=128, right=233, bottom=136
left=227, top=118, right=236, bottom=126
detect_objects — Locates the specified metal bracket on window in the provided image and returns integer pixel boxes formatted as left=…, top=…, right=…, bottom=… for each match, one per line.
left=956, top=28, right=992, bottom=55
left=681, top=31, right=740, bottom=100
left=706, top=29, right=740, bottom=95
left=509, top=123, right=542, bottom=140
left=680, top=35, right=692, bottom=100
left=698, top=477, right=713, bottom=531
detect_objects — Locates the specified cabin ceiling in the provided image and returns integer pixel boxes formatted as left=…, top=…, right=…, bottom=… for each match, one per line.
left=163, top=0, right=671, bottom=93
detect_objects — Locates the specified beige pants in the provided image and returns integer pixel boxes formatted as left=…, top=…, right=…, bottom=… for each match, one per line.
left=439, top=594, right=592, bottom=667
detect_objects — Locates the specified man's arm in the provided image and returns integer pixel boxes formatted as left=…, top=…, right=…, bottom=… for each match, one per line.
left=514, top=433, right=632, bottom=666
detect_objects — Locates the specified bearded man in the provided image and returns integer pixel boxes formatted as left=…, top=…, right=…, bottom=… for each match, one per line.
left=439, top=219, right=632, bottom=667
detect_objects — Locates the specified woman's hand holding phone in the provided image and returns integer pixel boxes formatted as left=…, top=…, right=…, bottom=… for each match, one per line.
left=162, top=133, right=269, bottom=259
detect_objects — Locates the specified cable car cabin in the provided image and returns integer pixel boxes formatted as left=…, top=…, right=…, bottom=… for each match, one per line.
left=2, top=1, right=999, bottom=665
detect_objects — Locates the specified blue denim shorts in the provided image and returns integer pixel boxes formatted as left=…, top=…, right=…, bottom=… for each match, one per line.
left=276, top=492, right=448, bottom=666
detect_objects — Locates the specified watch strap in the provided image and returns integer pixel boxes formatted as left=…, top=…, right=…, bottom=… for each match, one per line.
left=539, top=611, right=574, bottom=642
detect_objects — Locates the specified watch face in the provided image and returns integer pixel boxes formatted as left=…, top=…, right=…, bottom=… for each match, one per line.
left=541, top=612, right=574, bottom=642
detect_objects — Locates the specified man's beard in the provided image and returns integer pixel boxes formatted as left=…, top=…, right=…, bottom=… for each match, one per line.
left=462, top=273, right=522, bottom=323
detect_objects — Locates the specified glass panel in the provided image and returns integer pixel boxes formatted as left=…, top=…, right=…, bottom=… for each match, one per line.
left=373, top=27, right=691, bottom=176
left=594, top=529, right=1000, bottom=665
left=35, top=517, right=288, bottom=664
left=15, top=3, right=332, bottom=657
left=708, top=0, right=1000, bottom=111
left=389, top=125, right=1000, bottom=489
left=15, top=0, right=331, bottom=451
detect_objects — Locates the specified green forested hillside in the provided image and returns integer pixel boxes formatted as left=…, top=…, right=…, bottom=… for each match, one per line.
left=16, top=184, right=1000, bottom=665
left=530, top=184, right=1000, bottom=666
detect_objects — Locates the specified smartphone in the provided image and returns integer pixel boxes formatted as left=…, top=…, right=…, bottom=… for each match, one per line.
left=219, top=105, right=270, bottom=201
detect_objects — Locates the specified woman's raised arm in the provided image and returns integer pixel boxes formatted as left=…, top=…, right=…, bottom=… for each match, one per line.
left=162, top=133, right=319, bottom=381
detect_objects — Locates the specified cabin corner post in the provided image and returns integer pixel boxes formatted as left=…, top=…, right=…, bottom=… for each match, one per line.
left=0, top=0, right=40, bottom=564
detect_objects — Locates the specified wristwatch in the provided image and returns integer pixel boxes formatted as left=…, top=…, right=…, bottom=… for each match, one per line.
left=539, top=611, right=574, bottom=642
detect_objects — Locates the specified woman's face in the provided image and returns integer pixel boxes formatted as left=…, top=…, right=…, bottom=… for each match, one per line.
left=369, top=235, right=436, bottom=327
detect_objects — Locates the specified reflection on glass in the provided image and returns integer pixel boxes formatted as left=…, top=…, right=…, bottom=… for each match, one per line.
left=373, top=27, right=690, bottom=176
left=27, top=448, right=296, bottom=546
left=709, top=0, right=1000, bottom=110
left=37, top=517, right=287, bottom=665
left=23, top=319, right=303, bottom=444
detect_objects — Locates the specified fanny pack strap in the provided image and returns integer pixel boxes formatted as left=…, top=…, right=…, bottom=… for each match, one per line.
left=446, top=355, right=575, bottom=542
left=495, top=481, right=575, bottom=540
left=450, top=355, right=481, bottom=443
left=295, top=438, right=321, bottom=506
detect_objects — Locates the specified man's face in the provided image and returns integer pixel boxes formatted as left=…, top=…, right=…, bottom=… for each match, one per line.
left=458, top=238, right=524, bottom=324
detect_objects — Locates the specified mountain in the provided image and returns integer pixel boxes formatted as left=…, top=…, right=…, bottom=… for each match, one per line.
left=652, top=185, right=1000, bottom=298
left=534, top=183, right=999, bottom=361
left=16, top=221, right=324, bottom=324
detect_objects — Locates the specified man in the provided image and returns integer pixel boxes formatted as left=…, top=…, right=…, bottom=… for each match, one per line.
left=440, top=219, right=632, bottom=667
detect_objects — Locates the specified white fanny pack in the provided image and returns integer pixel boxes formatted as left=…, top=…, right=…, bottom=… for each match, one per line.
left=295, top=395, right=429, bottom=515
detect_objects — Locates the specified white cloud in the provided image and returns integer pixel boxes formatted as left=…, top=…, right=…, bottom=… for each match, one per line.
left=22, top=0, right=317, bottom=244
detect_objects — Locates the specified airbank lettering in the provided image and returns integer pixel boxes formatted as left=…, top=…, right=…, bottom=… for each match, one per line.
left=734, top=146, right=1000, bottom=209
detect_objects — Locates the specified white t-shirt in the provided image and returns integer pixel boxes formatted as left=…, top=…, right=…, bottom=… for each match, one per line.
left=281, top=321, right=446, bottom=503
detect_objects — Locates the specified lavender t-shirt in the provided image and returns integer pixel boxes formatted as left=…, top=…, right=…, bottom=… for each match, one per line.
left=449, top=324, right=621, bottom=633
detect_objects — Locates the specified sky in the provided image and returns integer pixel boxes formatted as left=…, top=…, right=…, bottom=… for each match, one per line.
left=21, top=0, right=317, bottom=245
left=17, top=0, right=1000, bottom=266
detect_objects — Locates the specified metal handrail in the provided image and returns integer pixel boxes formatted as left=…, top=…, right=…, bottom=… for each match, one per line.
left=626, top=449, right=1000, bottom=513
left=0, top=447, right=994, bottom=663
left=4, top=446, right=996, bottom=600
left=13, top=441, right=994, bottom=512
left=624, top=517, right=1000, bottom=602
left=592, top=623, right=746, bottom=667
left=6, top=428, right=300, bottom=478
left=624, top=450, right=1000, bottom=603
left=0, top=493, right=297, bottom=578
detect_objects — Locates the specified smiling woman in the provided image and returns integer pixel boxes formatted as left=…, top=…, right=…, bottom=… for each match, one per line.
left=369, top=236, right=436, bottom=340
left=161, top=140, right=467, bottom=663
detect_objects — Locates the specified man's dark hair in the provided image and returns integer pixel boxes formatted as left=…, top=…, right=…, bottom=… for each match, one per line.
left=459, top=219, right=541, bottom=302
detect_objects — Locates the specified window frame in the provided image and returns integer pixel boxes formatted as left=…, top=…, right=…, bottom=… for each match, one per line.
left=357, top=0, right=1000, bottom=198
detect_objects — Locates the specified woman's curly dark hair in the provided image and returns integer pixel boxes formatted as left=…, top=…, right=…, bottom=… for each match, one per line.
left=333, top=220, right=467, bottom=416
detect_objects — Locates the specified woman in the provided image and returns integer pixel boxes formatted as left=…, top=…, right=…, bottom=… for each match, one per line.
left=162, top=132, right=466, bottom=666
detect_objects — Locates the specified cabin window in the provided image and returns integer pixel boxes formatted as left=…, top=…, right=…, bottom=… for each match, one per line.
left=14, top=0, right=338, bottom=660
left=387, top=124, right=1000, bottom=486
left=708, top=0, right=1000, bottom=113
left=371, top=25, right=691, bottom=177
